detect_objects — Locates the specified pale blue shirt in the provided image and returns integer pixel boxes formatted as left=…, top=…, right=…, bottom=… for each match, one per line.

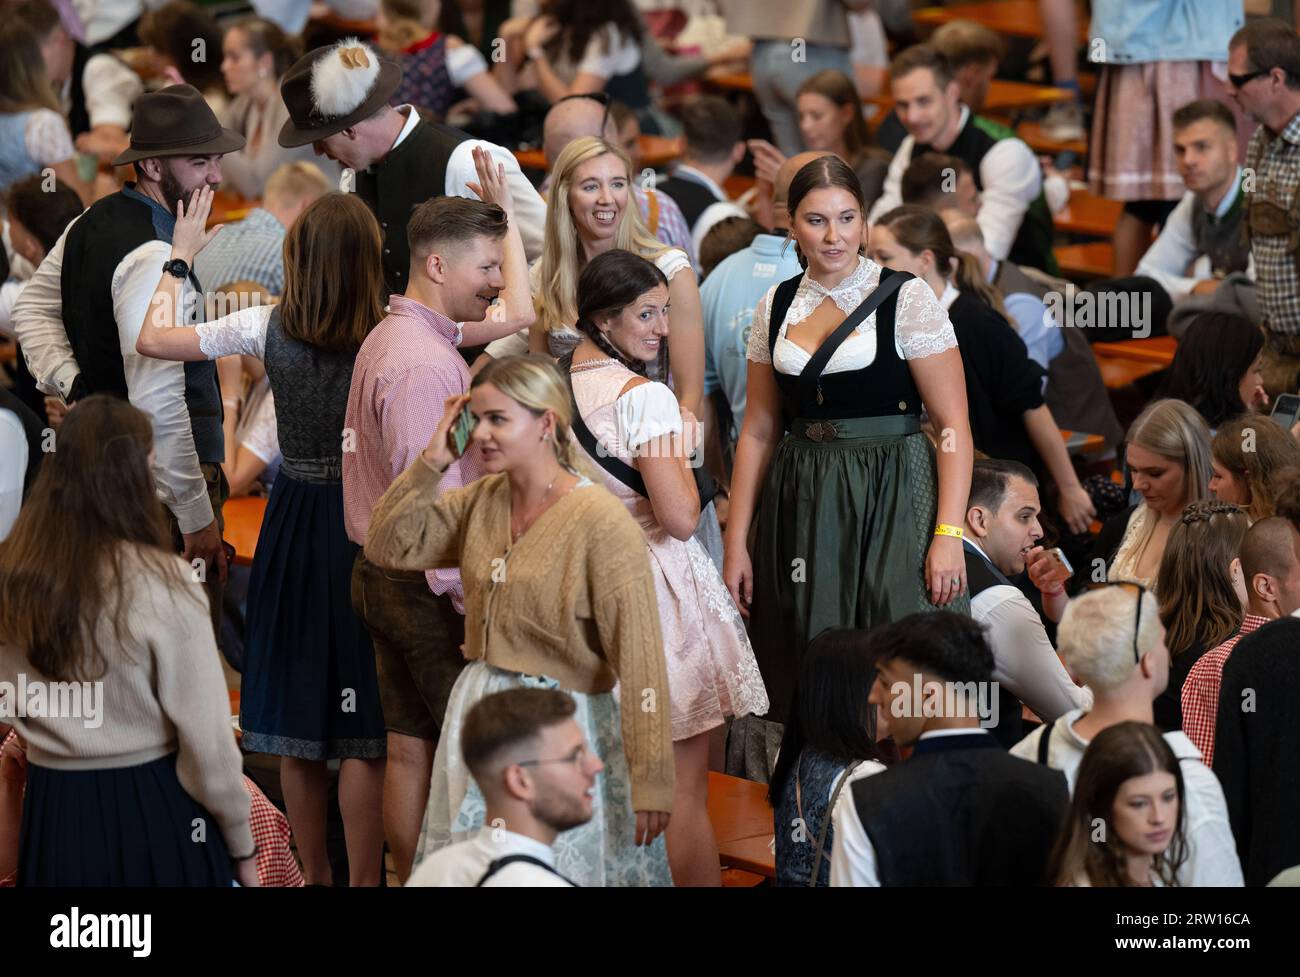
left=699, top=233, right=803, bottom=441
left=989, top=259, right=1062, bottom=380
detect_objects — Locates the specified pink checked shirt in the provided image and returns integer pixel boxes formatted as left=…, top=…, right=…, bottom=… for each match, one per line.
left=1181, top=614, right=1269, bottom=768
left=343, top=295, right=484, bottom=611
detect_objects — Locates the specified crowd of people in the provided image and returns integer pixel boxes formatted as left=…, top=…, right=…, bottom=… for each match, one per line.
left=2, top=0, right=1300, bottom=889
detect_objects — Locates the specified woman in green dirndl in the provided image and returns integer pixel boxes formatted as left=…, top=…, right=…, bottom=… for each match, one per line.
left=723, top=155, right=973, bottom=726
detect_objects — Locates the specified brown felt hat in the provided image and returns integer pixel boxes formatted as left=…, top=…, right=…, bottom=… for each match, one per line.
left=111, top=84, right=245, bottom=166
left=278, top=38, right=403, bottom=148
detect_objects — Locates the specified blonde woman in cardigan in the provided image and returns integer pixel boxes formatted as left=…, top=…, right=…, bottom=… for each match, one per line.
left=366, top=354, right=675, bottom=886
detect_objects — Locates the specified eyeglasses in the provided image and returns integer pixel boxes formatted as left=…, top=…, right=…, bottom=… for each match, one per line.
left=1229, top=68, right=1273, bottom=89
left=516, top=744, right=591, bottom=769
left=554, top=92, right=611, bottom=137
left=1108, top=580, right=1148, bottom=664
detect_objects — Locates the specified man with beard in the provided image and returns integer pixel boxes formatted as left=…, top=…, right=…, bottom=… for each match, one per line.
left=12, top=85, right=244, bottom=639
left=406, top=689, right=601, bottom=887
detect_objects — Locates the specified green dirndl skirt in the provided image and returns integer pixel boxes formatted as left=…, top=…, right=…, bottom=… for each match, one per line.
left=748, top=415, right=970, bottom=724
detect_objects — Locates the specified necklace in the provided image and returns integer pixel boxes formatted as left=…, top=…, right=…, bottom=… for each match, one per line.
left=511, top=473, right=561, bottom=543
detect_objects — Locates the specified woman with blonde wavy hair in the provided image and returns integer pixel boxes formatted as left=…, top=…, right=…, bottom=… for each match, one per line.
left=487, top=136, right=706, bottom=418
left=1097, top=398, right=1214, bottom=590
left=365, top=354, right=676, bottom=887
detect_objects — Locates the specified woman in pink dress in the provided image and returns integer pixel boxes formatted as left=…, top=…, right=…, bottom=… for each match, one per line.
left=565, top=249, right=769, bottom=886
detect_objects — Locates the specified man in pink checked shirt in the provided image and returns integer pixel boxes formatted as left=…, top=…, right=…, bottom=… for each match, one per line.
left=343, top=152, right=535, bottom=884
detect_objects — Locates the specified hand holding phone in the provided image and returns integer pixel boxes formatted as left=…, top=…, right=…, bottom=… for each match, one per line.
left=1270, top=392, right=1300, bottom=431
left=452, top=402, right=475, bottom=457
left=1025, top=545, right=1073, bottom=595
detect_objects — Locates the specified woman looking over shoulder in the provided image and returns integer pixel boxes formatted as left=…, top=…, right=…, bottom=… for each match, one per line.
left=566, top=249, right=769, bottom=885
left=724, top=155, right=973, bottom=726
left=365, top=355, right=675, bottom=887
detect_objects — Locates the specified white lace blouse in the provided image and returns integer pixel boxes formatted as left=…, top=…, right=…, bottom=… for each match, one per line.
left=194, top=303, right=273, bottom=360
left=745, top=256, right=957, bottom=375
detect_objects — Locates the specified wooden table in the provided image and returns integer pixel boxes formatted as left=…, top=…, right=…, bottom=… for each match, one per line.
left=1061, top=430, right=1106, bottom=454
left=914, top=2, right=1089, bottom=42
left=514, top=134, right=685, bottom=172
left=868, top=78, right=1073, bottom=115
left=708, top=771, right=775, bottom=879
left=223, top=495, right=267, bottom=567
left=1053, top=189, right=1122, bottom=238
left=1054, top=241, right=1114, bottom=280
left=1096, top=356, right=1166, bottom=388
left=1091, top=336, right=1177, bottom=366
left=1017, top=120, right=1087, bottom=158
left=208, top=190, right=256, bottom=228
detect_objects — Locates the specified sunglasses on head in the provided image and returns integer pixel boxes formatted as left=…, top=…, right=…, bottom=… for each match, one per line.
left=1108, top=580, right=1148, bottom=665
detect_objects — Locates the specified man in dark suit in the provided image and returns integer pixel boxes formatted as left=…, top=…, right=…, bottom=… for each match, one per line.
left=830, top=611, right=1069, bottom=885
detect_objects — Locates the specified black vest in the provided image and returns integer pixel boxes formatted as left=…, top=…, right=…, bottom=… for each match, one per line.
left=913, top=115, right=1057, bottom=274
left=767, top=267, right=921, bottom=421
left=850, top=732, right=1069, bottom=885
left=654, top=174, right=717, bottom=233
left=353, top=117, right=470, bottom=296
left=1189, top=186, right=1250, bottom=278
left=59, top=191, right=223, bottom=463
left=964, top=541, right=1027, bottom=749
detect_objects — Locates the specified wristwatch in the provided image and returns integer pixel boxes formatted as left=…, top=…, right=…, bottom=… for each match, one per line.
left=162, top=258, right=190, bottom=279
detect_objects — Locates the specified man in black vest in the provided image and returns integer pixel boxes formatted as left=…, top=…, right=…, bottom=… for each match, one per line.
left=963, top=459, right=1092, bottom=748
left=654, top=96, right=747, bottom=258
left=277, top=37, right=546, bottom=357
left=869, top=44, right=1057, bottom=274
left=13, top=85, right=244, bottom=637
left=829, top=611, right=1069, bottom=885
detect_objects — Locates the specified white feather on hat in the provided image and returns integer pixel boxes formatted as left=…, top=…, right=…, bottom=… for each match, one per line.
left=310, top=37, right=381, bottom=118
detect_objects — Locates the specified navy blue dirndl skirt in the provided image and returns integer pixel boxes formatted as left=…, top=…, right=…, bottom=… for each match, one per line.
left=19, top=753, right=233, bottom=886
left=239, top=471, right=386, bottom=760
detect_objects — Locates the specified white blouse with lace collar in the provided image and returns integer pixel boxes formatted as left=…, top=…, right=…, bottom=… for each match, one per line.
left=745, top=256, right=958, bottom=376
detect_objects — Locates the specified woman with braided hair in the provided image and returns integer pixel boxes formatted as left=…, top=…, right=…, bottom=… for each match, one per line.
left=1152, top=499, right=1250, bottom=733
left=565, top=249, right=768, bottom=886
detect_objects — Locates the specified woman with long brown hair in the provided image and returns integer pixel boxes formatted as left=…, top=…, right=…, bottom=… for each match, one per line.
left=1210, top=416, right=1300, bottom=522
left=869, top=204, right=1096, bottom=535
left=1050, top=722, right=1189, bottom=887
left=0, top=20, right=88, bottom=200
left=796, top=70, right=891, bottom=211
left=723, top=156, right=972, bottom=727
left=0, top=395, right=256, bottom=886
left=1152, top=500, right=1249, bottom=733
left=136, top=188, right=388, bottom=885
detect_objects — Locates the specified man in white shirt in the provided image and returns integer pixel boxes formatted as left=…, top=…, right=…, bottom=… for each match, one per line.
left=13, top=85, right=245, bottom=634
left=407, top=688, right=601, bottom=887
left=1010, top=586, right=1245, bottom=886
left=963, top=459, right=1092, bottom=748
left=869, top=44, right=1056, bottom=274
left=829, top=612, right=1070, bottom=886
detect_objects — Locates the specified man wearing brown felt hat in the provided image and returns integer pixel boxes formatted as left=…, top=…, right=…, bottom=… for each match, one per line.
left=277, top=37, right=546, bottom=322
left=13, top=84, right=245, bottom=643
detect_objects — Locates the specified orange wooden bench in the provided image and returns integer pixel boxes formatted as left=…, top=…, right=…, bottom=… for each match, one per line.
left=708, top=771, right=775, bottom=879
left=914, top=1, right=1089, bottom=42
left=1090, top=336, right=1177, bottom=366
left=514, top=135, right=685, bottom=172
left=1095, top=356, right=1166, bottom=388
left=1054, top=241, right=1114, bottom=279
left=1053, top=190, right=1122, bottom=238
left=1061, top=430, right=1106, bottom=454
left=208, top=190, right=256, bottom=229
left=1017, top=120, right=1087, bottom=158
left=223, top=495, right=267, bottom=568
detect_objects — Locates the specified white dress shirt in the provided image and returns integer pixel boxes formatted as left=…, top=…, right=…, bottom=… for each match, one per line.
left=1011, top=709, right=1245, bottom=886
left=870, top=106, right=1043, bottom=262
left=965, top=537, right=1093, bottom=723
left=0, top=408, right=26, bottom=541
left=12, top=217, right=214, bottom=534
left=829, top=729, right=984, bottom=887
left=1134, top=168, right=1255, bottom=302
left=82, top=54, right=143, bottom=130
left=406, top=826, right=573, bottom=887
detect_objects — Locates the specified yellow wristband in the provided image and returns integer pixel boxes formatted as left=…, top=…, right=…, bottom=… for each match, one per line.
left=934, top=524, right=964, bottom=539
